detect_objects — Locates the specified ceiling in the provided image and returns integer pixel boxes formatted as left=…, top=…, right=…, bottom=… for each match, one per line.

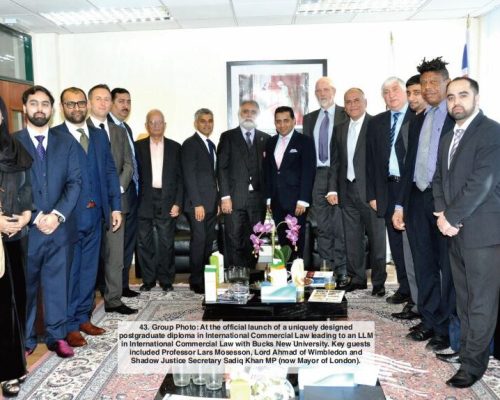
left=0, top=0, right=498, bottom=35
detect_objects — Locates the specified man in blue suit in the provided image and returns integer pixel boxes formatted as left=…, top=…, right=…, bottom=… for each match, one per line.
left=264, top=106, right=316, bottom=257
left=16, top=85, right=81, bottom=358
left=52, top=87, right=122, bottom=348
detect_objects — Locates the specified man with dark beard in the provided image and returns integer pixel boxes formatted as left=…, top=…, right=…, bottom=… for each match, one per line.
left=433, top=77, right=500, bottom=388
left=52, top=87, right=121, bottom=349
left=217, top=100, right=269, bottom=268
left=16, top=86, right=81, bottom=358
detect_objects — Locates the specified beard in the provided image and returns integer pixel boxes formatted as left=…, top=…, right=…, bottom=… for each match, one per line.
left=65, top=110, right=86, bottom=124
left=27, top=113, right=50, bottom=127
left=239, top=118, right=256, bottom=130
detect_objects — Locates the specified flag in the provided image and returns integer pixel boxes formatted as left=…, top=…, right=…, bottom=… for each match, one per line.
left=461, top=15, right=470, bottom=76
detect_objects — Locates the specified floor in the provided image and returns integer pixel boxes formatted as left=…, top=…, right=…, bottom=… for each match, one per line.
left=26, top=263, right=398, bottom=368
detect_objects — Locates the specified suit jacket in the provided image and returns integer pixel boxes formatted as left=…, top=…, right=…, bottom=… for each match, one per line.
left=264, top=130, right=316, bottom=211
left=366, top=108, right=415, bottom=217
left=15, top=127, right=81, bottom=244
left=433, top=112, right=500, bottom=248
left=397, top=109, right=455, bottom=208
left=52, top=123, right=121, bottom=228
left=87, top=118, right=133, bottom=213
left=217, top=126, right=269, bottom=209
left=135, top=136, right=183, bottom=219
left=329, top=114, right=372, bottom=204
left=181, top=133, right=219, bottom=213
left=303, top=105, right=349, bottom=164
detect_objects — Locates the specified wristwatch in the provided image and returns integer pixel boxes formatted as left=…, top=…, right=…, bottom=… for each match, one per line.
left=56, top=214, right=64, bottom=223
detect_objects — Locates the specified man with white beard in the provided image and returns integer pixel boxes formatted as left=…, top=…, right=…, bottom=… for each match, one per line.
left=217, top=100, right=270, bottom=267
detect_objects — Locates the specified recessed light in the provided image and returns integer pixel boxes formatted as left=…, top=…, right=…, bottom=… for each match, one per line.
left=41, top=6, right=171, bottom=26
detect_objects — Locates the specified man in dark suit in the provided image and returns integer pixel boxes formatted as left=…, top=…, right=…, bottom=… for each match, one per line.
left=217, top=100, right=269, bottom=268
left=393, top=58, right=455, bottom=352
left=87, top=84, right=136, bottom=315
left=17, top=85, right=81, bottom=358
left=303, top=77, right=348, bottom=282
left=182, top=108, right=219, bottom=294
left=366, top=77, right=415, bottom=300
left=433, top=77, right=500, bottom=388
left=53, top=87, right=122, bottom=348
left=135, top=109, right=183, bottom=293
left=330, top=88, right=386, bottom=294
left=265, top=106, right=315, bottom=257
left=109, top=87, right=140, bottom=298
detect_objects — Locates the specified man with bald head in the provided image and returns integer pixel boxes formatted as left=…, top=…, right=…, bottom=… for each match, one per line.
left=303, top=77, right=348, bottom=284
left=330, top=88, right=386, bottom=294
left=135, top=110, right=183, bottom=292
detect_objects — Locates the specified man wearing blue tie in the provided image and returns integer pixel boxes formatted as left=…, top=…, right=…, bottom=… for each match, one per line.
left=109, top=87, right=140, bottom=298
left=16, top=85, right=81, bottom=358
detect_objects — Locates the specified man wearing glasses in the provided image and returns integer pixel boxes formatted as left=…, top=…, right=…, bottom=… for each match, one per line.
left=52, top=87, right=121, bottom=348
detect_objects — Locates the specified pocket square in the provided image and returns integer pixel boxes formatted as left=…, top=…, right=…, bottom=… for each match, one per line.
left=289, top=148, right=298, bottom=153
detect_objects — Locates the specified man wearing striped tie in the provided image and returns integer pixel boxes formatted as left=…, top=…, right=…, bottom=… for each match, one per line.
left=433, top=77, right=500, bottom=388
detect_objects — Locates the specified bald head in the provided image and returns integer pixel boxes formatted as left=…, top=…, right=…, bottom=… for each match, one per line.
left=315, top=77, right=336, bottom=109
left=145, top=109, right=166, bottom=141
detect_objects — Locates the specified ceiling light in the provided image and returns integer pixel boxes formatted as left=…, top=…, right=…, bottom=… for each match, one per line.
left=297, top=0, right=426, bottom=15
left=41, top=6, right=170, bottom=26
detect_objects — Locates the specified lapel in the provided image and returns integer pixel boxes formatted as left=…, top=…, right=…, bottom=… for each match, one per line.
left=353, top=116, right=369, bottom=161
left=143, top=137, right=153, bottom=184
left=338, top=121, right=349, bottom=162
left=19, top=129, right=44, bottom=187
left=193, top=132, right=213, bottom=167
left=448, top=112, right=483, bottom=170
left=234, top=127, right=250, bottom=169
left=280, top=131, right=299, bottom=170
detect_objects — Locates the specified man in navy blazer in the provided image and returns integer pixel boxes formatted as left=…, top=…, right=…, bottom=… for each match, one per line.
left=264, top=106, right=315, bottom=257
left=16, top=85, right=81, bottom=358
left=52, top=87, right=122, bottom=348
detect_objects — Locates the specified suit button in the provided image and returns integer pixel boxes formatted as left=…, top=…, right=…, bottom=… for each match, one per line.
left=277, top=171, right=281, bottom=175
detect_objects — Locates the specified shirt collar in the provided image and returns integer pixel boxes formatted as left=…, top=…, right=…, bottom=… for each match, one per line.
left=65, top=120, right=88, bottom=136
left=109, top=112, right=123, bottom=125
left=321, top=104, right=336, bottom=116
left=350, top=113, right=366, bottom=127
left=27, top=126, right=49, bottom=139
left=391, top=103, right=408, bottom=116
left=196, top=131, right=211, bottom=142
left=90, top=116, right=108, bottom=131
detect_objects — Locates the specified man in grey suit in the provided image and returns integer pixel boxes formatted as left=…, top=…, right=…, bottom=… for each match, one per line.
left=218, top=100, right=269, bottom=268
left=433, top=77, right=500, bottom=388
left=302, top=77, right=348, bottom=285
left=330, top=88, right=386, bottom=294
left=87, top=84, right=137, bottom=315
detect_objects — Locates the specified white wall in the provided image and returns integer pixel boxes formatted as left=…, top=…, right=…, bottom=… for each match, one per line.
left=32, top=17, right=490, bottom=144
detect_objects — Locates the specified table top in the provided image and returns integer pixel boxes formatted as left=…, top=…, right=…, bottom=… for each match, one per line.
left=202, top=288, right=348, bottom=321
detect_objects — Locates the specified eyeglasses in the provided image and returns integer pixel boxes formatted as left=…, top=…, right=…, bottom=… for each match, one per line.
left=64, top=101, right=87, bottom=109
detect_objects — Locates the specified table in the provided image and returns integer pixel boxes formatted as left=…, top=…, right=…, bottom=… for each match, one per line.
left=202, top=288, right=347, bottom=321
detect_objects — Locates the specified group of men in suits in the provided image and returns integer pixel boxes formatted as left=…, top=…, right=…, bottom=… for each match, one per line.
left=17, top=84, right=144, bottom=358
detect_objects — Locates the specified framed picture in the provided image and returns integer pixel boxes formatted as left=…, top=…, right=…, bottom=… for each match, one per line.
left=226, top=59, right=327, bottom=133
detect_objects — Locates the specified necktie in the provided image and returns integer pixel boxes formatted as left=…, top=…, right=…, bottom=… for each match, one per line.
left=449, top=128, right=465, bottom=167
left=389, top=112, right=401, bottom=149
left=207, top=138, right=216, bottom=169
left=318, top=110, right=329, bottom=163
left=245, top=131, right=252, bottom=148
left=122, top=122, right=139, bottom=193
left=275, top=135, right=288, bottom=169
left=35, top=135, right=46, bottom=161
left=77, top=128, right=88, bottom=153
left=415, top=107, right=436, bottom=191
left=346, top=121, right=358, bottom=181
